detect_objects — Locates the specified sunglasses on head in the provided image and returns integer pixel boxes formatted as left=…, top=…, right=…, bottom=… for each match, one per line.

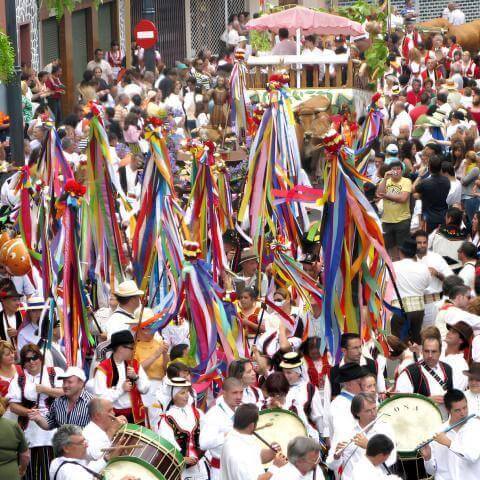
left=122, top=345, right=134, bottom=350
left=24, top=354, right=40, bottom=362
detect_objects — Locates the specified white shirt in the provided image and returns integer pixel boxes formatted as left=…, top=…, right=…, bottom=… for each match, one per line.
left=7, top=366, right=63, bottom=447
left=458, top=262, right=476, bottom=291
left=441, top=350, right=469, bottom=391
left=473, top=335, right=480, bottom=362
left=17, top=322, right=41, bottom=352
left=424, top=418, right=480, bottom=480
left=436, top=306, right=480, bottom=340
left=104, top=308, right=135, bottom=339
left=256, top=329, right=302, bottom=357
left=446, top=179, right=462, bottom=206
left=93, top=360, right=150, bottom=409
left=327, top=420, right=396, bottom=480
left=83, top=421, right=110, bottom=461
left=242, top=386, right=264, bottom=408
left=450, top=8, right=466, bottom=25
left=465, top=390, right=480, bottom=416
left=391, top=110, right=412, bottom=137
left=271, top=462, right=325, bottom=480
left=286, top=381, right=324, bottom=438
left=199, top=396, right=235, bottom=463
left=327, top=390, right=356, bottom=444
left=86, top=59, right=113, bottom=82
left=49, top=456, right=105, bottom=480
left=395, top=362, right=447, bottom=397
left=350, top=455, right=390, bottom=480
left=159, top=405, right=208, bottom=480
left=392, top=258, right=431, bottom=298
left=220, top=430, right=266, bottom=480
left=418, top=252, right=453, bottom=294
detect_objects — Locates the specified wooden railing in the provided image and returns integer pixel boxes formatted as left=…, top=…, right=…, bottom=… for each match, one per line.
left=245, top=54, right=369, bottom=90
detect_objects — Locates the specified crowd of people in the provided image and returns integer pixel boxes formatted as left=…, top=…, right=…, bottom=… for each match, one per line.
left=1, top=1, right=480, bottom=480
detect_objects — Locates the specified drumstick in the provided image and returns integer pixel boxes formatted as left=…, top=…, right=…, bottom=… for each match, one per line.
left=252, top=431, right=278, bottom=453
left=255, top=421, right=274, bottom=431
left=101, top=443, right=144, bottom=452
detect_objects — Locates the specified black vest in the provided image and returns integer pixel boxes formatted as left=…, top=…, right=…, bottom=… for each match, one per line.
left=404, top=361, right=453, bottom=396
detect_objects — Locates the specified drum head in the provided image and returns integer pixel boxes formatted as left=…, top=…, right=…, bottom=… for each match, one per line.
left=253, top=408, right=307, bottom=462
left=103, top=458, right=166, bottom=480
left=378, top=393, right=443, bottom=458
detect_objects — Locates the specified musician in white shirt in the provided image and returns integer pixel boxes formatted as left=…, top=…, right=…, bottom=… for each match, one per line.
left=463, top=363, right=480, bottom=416
left=220, top=403, right=287, bottom=480
left=326, top=393, right=396, bottom=479
left=228, top=358, right=264, bottom=408
left=327, top=363, right=368, bottom=444
left=422, top=389, right=480, bottom=480
left=280, top=352, right=325, bottom=440
left=441, top=321, right=472, bottom=391
left=199, top=377, right=243, bottom=480
left=350, top=434, right=397, bottom=480
left=270, top=436, right=325, bottom=480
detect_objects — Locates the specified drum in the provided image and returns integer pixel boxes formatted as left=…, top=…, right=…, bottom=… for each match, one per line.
left=103, top=424, right=184, bottom=480
left=378, top=393, right=443, bottom=480
left=253, top=408, right=307, bottom=463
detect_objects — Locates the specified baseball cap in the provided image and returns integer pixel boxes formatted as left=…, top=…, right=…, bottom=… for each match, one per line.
left=385, top=144, right=399, bottom=155
left=58, top=366, right=87, bottom=382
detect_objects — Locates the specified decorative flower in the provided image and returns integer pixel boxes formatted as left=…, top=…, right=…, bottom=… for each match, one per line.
left=65, top=178, right=87, bottom=197
left=183, top=241, right=201, bottom=259
left=266, top=72, right=290, bottom=92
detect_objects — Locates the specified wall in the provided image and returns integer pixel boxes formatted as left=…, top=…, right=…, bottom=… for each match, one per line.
left=15, top=0, right=39, bottom=70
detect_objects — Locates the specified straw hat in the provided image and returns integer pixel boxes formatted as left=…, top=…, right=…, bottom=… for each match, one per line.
left=126, top=307, right=157, bottom=329
left=114, top=280, right=144, bottom=298
left=23, top=296, right=46, bottom=311
left=239, top=247, right=258, bottom=265
left=165, top=377, right=191, bottom=388
left=444, top=79, right=457, bottom=91
left=279, top=351, right=304, bottom=369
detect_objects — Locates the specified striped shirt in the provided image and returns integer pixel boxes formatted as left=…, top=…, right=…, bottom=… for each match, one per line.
left=46, top=389, right=92, bottom=429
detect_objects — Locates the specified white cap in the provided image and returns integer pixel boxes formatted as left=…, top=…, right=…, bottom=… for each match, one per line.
left=58, top=366, right=86, bottom=382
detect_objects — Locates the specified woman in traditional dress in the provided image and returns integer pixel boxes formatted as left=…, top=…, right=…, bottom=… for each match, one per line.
left=235, top=288, right=264, bottom=354
left=7, top=343, right=63, bottom=480
left=0, top=341, right=19, bottom=399
left=158, top=377, right=208, bottom=480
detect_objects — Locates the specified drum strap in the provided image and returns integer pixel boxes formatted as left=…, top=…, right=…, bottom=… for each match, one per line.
left=421, top=362, right=448, bottom=391
left=53, top=461, right=102, bottom=480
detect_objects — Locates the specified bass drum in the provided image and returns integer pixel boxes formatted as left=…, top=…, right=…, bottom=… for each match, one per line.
left=103, top=424, right=184, bottom=480
left=378, top=393, right=443, bottom=480
left=252, top=408, right=307, bottom=465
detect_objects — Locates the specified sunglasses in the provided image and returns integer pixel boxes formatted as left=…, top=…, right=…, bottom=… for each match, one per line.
left=24, top=354, right=40, bottom=362
left=122, top=345, right=134, bottom=350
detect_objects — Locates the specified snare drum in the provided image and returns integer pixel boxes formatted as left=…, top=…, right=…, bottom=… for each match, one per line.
left=103, top=424, right=184, bottom=480
left=379, top=393, right=443, bottom=479
left=253, top=408, right=307, bottom=464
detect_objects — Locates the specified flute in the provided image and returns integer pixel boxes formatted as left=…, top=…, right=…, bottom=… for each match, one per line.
left=336, top=412, right=390, bottom=456
left=416, top=413, right=476, bottom=450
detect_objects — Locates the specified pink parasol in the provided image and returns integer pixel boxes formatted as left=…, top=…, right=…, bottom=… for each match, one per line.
left=245, top=6, right=366, bottom=37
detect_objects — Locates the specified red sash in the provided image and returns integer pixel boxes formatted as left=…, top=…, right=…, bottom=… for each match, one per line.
left=97, top=358, right=145, bottom=423
left=304, top=354, right=331, bottom=389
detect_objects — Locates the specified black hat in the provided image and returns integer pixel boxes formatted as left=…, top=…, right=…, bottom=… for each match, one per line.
left=399, top=238, right=417, bottom=258
left=299, top=252, right=318, bottom=265
left=0, top=282, right=21, bottom=299
left=279, top=351, right=304, bottom=369
left=108, top=329, right=135, bottom=350
left=338, top=362, right=368, bottom=383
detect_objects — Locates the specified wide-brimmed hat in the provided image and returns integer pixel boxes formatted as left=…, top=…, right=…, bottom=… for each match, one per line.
left=127, top=307, right=157, bottom=330
left=23, top=296, right=46, bottom=310
left=280, top=351, right=304, bottom=369
left=165, top=376, right=191, bottom=388
left=114, top=280, right=144, bottom=298
left=338, top=363, right=368, bottom=383
left=463, top=362, right=480, bottom=380
left=299, top=252, right=318, bottom=265
left=391, top=85, right=401, bottom=95
left=239, top=247, right=258, bottom=265
left=447, top=321, right=473, bottom=343
left=385, top=143, right=399, bottom=155
left=107, top=329, right=135, bottom=350
left=0, top=283, right=22, bottom=299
